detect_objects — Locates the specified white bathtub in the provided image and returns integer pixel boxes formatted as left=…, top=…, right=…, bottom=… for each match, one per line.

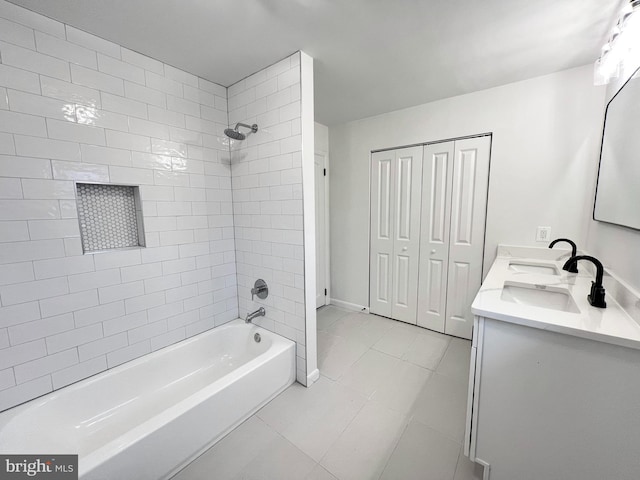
left=0, top=320, right=296, bottom=479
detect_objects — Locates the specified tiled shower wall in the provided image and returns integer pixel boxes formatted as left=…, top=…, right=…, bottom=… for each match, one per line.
left=228, top=53, right=308, bottom=384
left=0, top=1, right=238, bottom=411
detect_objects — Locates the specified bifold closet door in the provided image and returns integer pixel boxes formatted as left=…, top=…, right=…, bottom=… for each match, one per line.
left=417, top=142, right=454, bottom=332
left=444, top=136, right=490, bottom=338
left=370, top=147, right=423, bottom=323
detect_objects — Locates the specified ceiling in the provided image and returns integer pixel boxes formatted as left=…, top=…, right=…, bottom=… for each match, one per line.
left=7, top=0, right=623, bottom=125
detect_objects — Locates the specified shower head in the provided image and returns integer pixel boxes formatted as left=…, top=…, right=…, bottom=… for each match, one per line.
left=224, top=122, right=258, bottom=141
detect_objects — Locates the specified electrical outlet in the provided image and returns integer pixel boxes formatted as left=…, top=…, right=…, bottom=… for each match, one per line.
left=536, top=226, right=551, bottom=242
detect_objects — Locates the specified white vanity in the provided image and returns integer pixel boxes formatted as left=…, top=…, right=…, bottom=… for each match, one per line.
left=465, top=245, right=640, bottom=480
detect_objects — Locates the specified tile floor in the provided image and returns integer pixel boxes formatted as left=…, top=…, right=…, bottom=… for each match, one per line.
left=173, top=305, right=484, bottom=480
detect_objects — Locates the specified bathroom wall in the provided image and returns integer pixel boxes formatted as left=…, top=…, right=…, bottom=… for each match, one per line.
left=227, top=52, right=314, bottom=385
left=586, top=59, right=640, bottom=292
left=328, top=65, right=606, bottom=310
left=0, top=0, right=238, bottom=411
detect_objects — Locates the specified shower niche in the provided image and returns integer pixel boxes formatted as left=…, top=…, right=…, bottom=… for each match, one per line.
left=76, top=183, right=146, bottom=253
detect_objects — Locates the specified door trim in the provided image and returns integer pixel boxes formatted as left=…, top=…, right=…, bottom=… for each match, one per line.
left=315, top=149, right=331, bottom=307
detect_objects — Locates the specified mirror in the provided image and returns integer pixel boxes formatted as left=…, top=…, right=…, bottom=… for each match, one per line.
left=594, top=66, right=640, bottom=230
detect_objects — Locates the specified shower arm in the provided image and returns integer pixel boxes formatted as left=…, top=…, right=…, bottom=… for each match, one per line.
left=234, top=122, right=258, bottom=133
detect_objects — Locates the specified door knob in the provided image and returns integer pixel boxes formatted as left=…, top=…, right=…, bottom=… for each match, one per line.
left=430, top=249, right=436, bottom=254
left=402, top=247, right=408, bottom=251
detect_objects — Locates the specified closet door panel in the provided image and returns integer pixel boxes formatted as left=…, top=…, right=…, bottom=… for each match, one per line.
left=417, top=142, right=454, bottom=331
left=391, top=147, right=423, bottom=324
left=445, top=136, right=491, bottom=339
left=370, top=150, right=395, bottom=318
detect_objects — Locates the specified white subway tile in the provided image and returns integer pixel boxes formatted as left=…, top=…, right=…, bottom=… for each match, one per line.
left=0, top=375, right=52, bottom=411
left=59, top=200, right=77, bottom=218
left=121, top=48, right=163, bottom=75
left=198, top=78, right=226, bottom=98
left=183, top=85, right=214, bottom=107
left=0, top=301, right=40, bottom=329
left=151, top=139, right=187, bottom=158
left=280, top=134, right=302, bottom=154
left=138, top=184, right=174, bottom=202
left=106, top=339, right=150, bottom=368
left=105, top=130, right=151, bottom=153
left=35, top=31, right=97, bottom=69
left=0, top=201, right=59, bottom=222
left=128, top=117, right=170, bottom=140
left=14, top=348, right=78, bottom=384
left=97, top=53, right=145, bottom=84
left=166, top=95, right=200, bottom=117
left=0, top=133, right=15, bottom=155
left=108, top=165, right=154, bottom=185
left=131, top=152, right=172, bottom=171
left=46, top=323, right=102, bottom=354
left=0, top=109, right=47, bottom=137
left=121, top=262, right=162, bottom=283
left=162, top=257, right=196, bottom=275
left=150, top=327, right=185, bottom=351
left=145, top=71, right=182, bottom=97
left=128, top=319, right=167, bottom=344
left=255, top=77, right=278, bottom=99
left=39, top=290, right=99, bottom=318
left=0, top=155, right=52, bottom=183
left=140, top=245, right=178, bottom=263
left=102, top=310, right=146, bottom=336
left=0, top=368, right=15, bottom=391
left=0, top=40, right=70, bottom=81
left=80, top=144, right=131, bottom=167
left=46, top=119, right=106, bottom=146
left=93, top=248, right=141, bottom=270
left=71, top=64, right=124, bottom=96
left=0, top=16, right=35, bottom=49
left=124, top=81, right=166, bottom=108
left=65, top=25, right=120, bottom=59
left=165, top=284, right=197, bottom=303
left=40, top=76, right=101, bottom=108
left=63, top=237, right=83, bottom=257
left=148, top=105, right=185, bottom=128
left=0, top=2, right=65, bottom=38
left=76, top=107, right=128, bottom=132
left=164, top=64, right=198, bottom=87
left=0, top=64, right=39, bottom=95
left=77, top=334, right=127, bottom=362
left=98, top=281, right=144, bottom=304
left=101, top=92, right=147, bottom=119
left=0, top=339, right=46, bottom=369
left=15, top=136, right=81, bottom=162
left=7, top=89, right=75, bottom=121
left=73, top=300, right=124, bottom=327
left=51, top=355, right=106, bottom=389
left=159, top=230, right=193, bottom=246
left=65, top=268, right=119, bottom=296
left=0, top=177, right=21, bottom=199
left=28, top=218, right=80, bottom=240
left=277, top=68, right=299, bottom=90
left=174, top=186, right=205, bottom=202
left=154, top=170, right=190, bottom=187
left=51, top=160, right=108, bottom=181
left=169, top=127, right=202, bottom=147
left=266, top=57, right=292, bottom=79
left=144, top=272, right=181, bottom=294
left=124, top=291, right=165, bottom=314
left=21, top=179, right=75, bottom=200
left=0, top=261, right=33, bottom=286
left=8, top=313, right=74, bottom=345
left=266, top=88, right=292, bottom=111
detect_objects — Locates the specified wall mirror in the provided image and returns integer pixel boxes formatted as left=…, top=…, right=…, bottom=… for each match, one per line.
left=593, top=66, right=640, bottom=230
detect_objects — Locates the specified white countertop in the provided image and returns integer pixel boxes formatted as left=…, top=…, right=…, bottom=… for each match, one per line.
left=472, top=245, right=640, bottom=350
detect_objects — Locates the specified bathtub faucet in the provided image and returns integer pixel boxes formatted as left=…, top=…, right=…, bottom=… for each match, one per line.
left=246, top=307, right=266, bottom=323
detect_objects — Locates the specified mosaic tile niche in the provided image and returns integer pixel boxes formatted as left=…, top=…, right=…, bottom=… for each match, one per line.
left=76, top=183, right=146, bottom=253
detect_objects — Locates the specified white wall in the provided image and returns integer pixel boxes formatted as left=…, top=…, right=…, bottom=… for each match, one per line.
left=228, top=52, right=311, bottom=384
left=0, top=0, right=238, bottom=410
left=329, top=65, right=606, bottom=309
left=586, top=59, right=640, bottom=292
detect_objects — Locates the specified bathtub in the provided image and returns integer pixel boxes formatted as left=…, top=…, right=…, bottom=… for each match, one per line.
left=0, top=319, right=296, bottom=479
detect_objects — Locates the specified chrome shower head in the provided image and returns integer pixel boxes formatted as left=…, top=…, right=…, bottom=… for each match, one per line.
left=224, top=122, right=258, bottom=141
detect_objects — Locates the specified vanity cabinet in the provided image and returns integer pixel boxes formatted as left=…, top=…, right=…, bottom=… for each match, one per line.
left=465, top=316, right=640, bottom=480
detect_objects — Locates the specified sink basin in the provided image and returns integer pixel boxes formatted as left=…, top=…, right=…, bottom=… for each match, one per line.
left=508, top=261, right=559, bottom=276
left=500, top=281, right=579, bottom=313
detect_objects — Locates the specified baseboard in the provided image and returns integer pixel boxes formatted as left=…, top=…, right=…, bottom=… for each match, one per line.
left=329, top=298, right=369, bottom=314
left=306, top=368, right=320, bottom=385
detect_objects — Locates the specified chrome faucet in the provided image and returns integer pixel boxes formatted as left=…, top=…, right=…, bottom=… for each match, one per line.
left=549, top=238, right=578, bottom=272
left=562, top=255, right=606, bottom=308
left=246, top=307, right=266, bottom=323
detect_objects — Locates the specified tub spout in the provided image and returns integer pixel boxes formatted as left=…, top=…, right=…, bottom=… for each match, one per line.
left=246, top=307, right=265, bottom=323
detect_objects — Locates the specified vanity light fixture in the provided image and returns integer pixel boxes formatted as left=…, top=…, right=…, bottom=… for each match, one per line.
left=594, top=0, right=640, bottom=85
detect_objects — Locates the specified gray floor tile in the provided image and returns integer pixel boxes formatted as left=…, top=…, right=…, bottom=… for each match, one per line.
left=437, top=337, right=472, bottom=380
left=454, top=450, right=485, bottom=480
left=380, top=420, right=460, bottom=480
